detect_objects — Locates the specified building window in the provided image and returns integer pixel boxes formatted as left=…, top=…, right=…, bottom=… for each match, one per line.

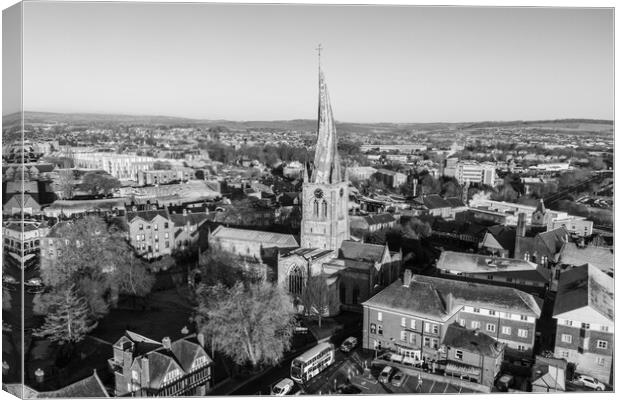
left=313, top=200, right=319, bottom=217
left=561, top=351, right=569, bottom=358
left=471, top=321, right=480, bottom=329
left=377, top=312, right=383, bottom=322
left=322, top=200, right=328, bottom=218
left=517, top=345, right=526, bottom=352
left=487, top=275, right=494, bottom=280
left=378, top=325, right=383, bottom=335
left=459, top=319, right=466, bottom=327
left=601, top=325, right=609, bottom=332
left=424, top=322, right=431, bottom=332
left=410, top=320, right=416, bottom=330
left=561, top=334, right=572, bottom=344
left=432, top=325, right=439, bottom=334
left=288, top=265, right=304, bottom=295
left=564, top=319, right=573, bottom=326
left=581, top=323, right=590, bottom=329
left=596, top=340, right=608, bottom=349
left=596, top=357, right=606, bottom=367
left=135, top=234, right=140, bottom=241
left=473, top=308, right=480, bottom=313
left=520, top=315, right=528, bottom=321
left=455, top=350, right=463, bottom=360
left=486, top=323, right=496, bottom=333
left=165, top=241, right=170, bottom=248
left=139, top=224, right=143, bottom=230
left=370, top=323, right=376, bottom=334
left=518, top=329, right=528, bottom=338
left=502, top=326, right=511, bottom=335
left=400, top=331, right=407, bottom=341
left=489, top=310, right=496, bottom=316
left=164, top=222, right=169, bottom=229
left=424, top=337, right=430, bottom=347
left=165, top=232, right=169, bottom=239
left=506, top=277, right=513, bottom=283
left=154, top=224, right=158, bottom=231
left=401, top=317, right=406, bottom=327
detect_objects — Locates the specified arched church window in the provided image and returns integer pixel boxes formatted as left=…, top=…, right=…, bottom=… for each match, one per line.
left=322, top=200, right=328, bottom=219
left=314, top=200, right=319, bottom=217
left=288, top=265, right=304, bottom=296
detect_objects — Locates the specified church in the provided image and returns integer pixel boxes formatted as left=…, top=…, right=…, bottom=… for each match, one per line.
left=275, top=66, right=401, bottom=313
left=207, top=64, right=401, bottom=314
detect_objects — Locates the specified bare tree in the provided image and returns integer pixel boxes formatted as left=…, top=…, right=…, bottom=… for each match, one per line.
left=299, top=275, right=339, bottom=328
left=195, top=281, right=296, bottom=369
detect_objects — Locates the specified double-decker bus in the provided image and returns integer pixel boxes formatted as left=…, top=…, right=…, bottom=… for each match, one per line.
left=290, top=342, right=335, bottom=383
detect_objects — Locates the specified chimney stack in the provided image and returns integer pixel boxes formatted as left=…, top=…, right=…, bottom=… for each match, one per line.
left=197, top=332, right=206, bottom=348
left=403, top=269, right=413, bottom=287
left=162, top=337, right=171, bottom=350
left=517, top=213, right=527, bottom=238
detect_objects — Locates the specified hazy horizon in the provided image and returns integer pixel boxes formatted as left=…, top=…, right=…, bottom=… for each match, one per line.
left=4, top=3, right=614, bottom=123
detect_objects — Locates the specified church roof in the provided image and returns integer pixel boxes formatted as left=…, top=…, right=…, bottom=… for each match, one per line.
left=311, top=68, right=342, bottom=184
left=210, top=225, right=299, bottom=248
left=339, top=241, right=386, bottom=263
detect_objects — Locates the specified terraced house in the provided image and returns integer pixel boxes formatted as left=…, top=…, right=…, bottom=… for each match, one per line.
left=361, top=271, right=542, bottom=364
left=552, top=264, right=613, bottom=384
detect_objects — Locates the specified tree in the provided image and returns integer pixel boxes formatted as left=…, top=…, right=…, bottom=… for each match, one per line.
left=39, top=216, right=155, bottom=318
left=299, top=275, right=339, bottom=328
left=195, top=281, right=296, bottom=369
left=33, top=285, right=98, bottom=345
left=56, top=169, right=75, bottom=199
left=80, top=172, right=120, bottom=196
left=197, top=246, right=254, bottom=288
left=402, top=218, right=432, bottom=239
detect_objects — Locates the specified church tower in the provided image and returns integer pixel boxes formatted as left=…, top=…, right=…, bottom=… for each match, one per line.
left=300, top=57, right=350, bottom=250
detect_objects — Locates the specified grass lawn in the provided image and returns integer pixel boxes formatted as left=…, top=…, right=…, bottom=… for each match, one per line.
left=90, top=287, right=195, bottom=344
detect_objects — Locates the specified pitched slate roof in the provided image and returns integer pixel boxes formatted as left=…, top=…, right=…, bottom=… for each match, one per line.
left=39, top=370, right=109, bottom=398
left=169, top=212, right=209, bottom=227
left=485, top=225, right=516, bottom=253
left=443, top=323, right=504, bottom=357
left=210, top=225, right=299, bottom=248
left=127, top=209, right=170, bottom=223
left=364, top=275, right=542, bottom=319
left=445, top=197, right=465, bottom=208
left=339, top=241, right=386, bottom=263
left=558, top=242, right=613, bottom=275
left=3, top=193, right=41, bottom=210
left=553, top=264, right=614, bottom=322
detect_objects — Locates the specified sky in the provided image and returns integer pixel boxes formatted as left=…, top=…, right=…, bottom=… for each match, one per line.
left=6, top=2, right=615, bottom=123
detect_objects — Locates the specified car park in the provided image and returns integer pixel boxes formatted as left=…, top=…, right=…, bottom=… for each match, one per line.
left=378, top=366, right=394, bottom=384
left=391, top=370, right=405, bottom=387
left=271, top=378, right=295, bottom=396
left=575, top=375, right=605, bottom=391
left=340, top=337, right=358, bottom=353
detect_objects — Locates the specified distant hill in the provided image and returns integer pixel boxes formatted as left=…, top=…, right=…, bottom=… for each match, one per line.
left=2, top=111, right=613, bottom=136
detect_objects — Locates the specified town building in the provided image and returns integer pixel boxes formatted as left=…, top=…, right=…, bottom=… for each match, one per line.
left=127, top=207, right=176, bottom=259
left=3, top=370, right=109, bottom=398
left=552, top=264, right=613, bottom=384
left=436, top=250, right=551, bottom=294
left=531, top=356, right=567, bottom=392
left=109, top=331, right=212, bottom=396
left=137, top=168, right=195, bottom=186
left=360, top=144, right=427, bottom=154
left=72, top=151, right=156, bottom=181
left=349, top=213, right=396, bottom=233
left=41, top=198, right=127, bottom=218
left=442, top=323, right=505, bottom=388
left=3, top=193, right=41, bottom=216
left=374, top=169, right=407, bottom=188
left=170, top=210, right=209, bottom=250
left=3, top=220, right=49, bottom=269
left=346, top=166, right=377, bottom=182
left=361, top=271, right=542, bottom=360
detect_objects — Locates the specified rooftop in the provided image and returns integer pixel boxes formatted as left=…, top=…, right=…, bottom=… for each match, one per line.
left=443, top=323, right=504, bottom=358
left=553, top=264, right=613, bottom=322
left=210, top=225, right=299, bottom=248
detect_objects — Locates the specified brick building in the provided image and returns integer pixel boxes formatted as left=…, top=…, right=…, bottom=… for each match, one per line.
left=127, top=207, right=176, bottom=259
left=552, top=264, right=613, bottom=384
left=361, top=271, right=541, bottom=361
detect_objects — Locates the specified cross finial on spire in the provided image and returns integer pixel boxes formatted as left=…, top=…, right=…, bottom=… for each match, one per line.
left=316, top=44, right=323, bottom=68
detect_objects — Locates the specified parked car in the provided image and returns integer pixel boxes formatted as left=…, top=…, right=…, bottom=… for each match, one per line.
left=271, top=378, right=295, bottom=396
left=575, top=375, right=605, bottom=391
left=340, top=337, right=358, bottom=353
left=25, top=278, right=42, bottom=286
left=2, top=275, right=17, bottom=284
left=378, top=366, right=394, bottom=384
left=391, top=370, right=405, bottom=387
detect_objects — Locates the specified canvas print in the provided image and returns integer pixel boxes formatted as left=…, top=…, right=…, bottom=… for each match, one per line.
left=1, top=1, right=614, bottom=397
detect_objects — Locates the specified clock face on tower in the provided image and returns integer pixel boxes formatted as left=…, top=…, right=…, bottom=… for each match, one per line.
left=314, top=188, right=324, bottom=199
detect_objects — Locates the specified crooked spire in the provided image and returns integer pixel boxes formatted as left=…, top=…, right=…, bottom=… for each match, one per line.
left=311, top=67, right=342, bottom=184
